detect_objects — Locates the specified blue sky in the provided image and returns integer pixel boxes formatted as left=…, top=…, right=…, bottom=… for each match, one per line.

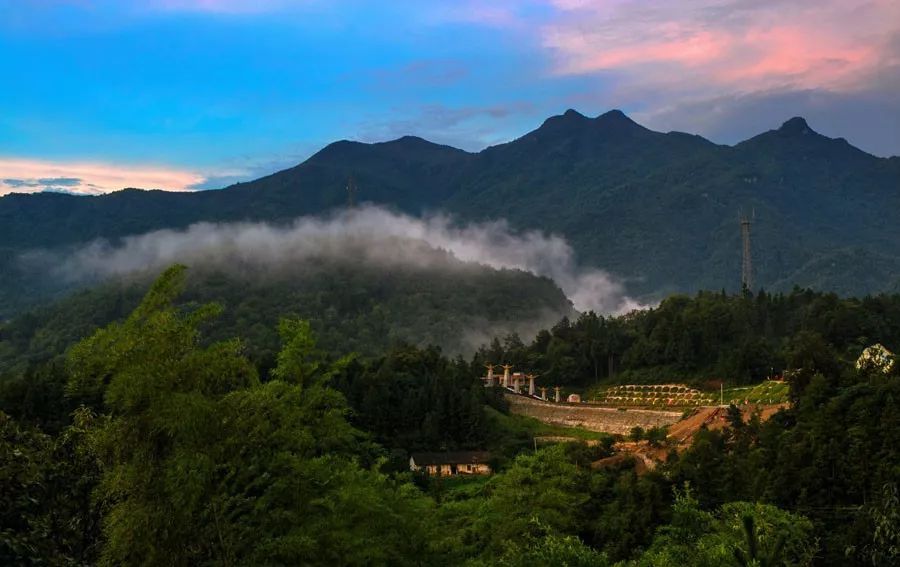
left=2, top=0, right=898, bottom=194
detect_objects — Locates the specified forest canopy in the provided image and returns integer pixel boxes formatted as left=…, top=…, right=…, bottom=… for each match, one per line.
left=2, top=267, right=899, bottom=565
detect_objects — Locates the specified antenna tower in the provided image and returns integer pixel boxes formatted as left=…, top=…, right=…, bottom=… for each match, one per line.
left=740, top=210, right=753, bottom=291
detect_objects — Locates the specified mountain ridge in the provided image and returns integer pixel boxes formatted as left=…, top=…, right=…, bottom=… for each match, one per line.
left=1, top=109, right=899, bottom=315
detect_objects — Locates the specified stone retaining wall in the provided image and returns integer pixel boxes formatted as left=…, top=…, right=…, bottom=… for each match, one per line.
left=506, top=394, right=683, bottom=435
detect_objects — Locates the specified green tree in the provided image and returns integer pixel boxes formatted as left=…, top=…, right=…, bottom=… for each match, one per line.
left=635, top=486, right=816, bottom=566
left=67, top=265, right=434, bottom=565
left=478, top=445, right=590, bottom=556
left=0, top=408, right=100, bottom=565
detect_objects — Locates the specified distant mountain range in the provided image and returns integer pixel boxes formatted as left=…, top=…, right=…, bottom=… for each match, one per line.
left=2, top=109, right=899, bottom=316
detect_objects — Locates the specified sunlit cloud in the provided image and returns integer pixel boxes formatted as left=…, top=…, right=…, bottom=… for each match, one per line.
left=542, top=0, right=899, bottom=92
left=0, top=158, right=206, bottom=196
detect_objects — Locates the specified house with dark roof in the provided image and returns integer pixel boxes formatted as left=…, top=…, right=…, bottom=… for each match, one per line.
left=409, top=451, right=492, bottom=476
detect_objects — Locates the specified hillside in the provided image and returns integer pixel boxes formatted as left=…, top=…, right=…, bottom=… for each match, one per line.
left=2, top=110, right=899, bottom=315
left=0, top=251, right=572, bottom=374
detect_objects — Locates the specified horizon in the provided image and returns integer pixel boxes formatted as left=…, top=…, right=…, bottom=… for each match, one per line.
left=2, top=0, right=898, bottom=196
left=0, top=108, right=883, bottom=197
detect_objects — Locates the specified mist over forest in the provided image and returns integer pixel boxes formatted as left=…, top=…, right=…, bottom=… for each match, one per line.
left=27, top=204, right=640, bottom=315
left=4, top=1, right=900, bottom=562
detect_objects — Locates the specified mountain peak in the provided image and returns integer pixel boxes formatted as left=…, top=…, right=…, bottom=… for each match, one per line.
left=533, top=108, right=590, bottom=133
left=593, top=109, right=648, bottom=137
left=597, top=109, right=628, bottom=120
left=596, top=108, right=640, bottom=126
left=779, top=116, right=814, bottom=135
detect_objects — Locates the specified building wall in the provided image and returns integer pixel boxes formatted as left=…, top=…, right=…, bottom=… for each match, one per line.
left=505, top=393, right=682, bottom=435
left=411, top=460, right=491, bottom=476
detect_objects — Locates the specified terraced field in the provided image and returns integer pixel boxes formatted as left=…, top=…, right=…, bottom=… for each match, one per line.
left=595, top=384, right=717, bottom=407
left=724, top=381, right=790, bottom=405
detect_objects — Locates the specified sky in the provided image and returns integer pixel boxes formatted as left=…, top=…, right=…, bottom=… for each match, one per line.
left=1, top=0, right=898, bottom=196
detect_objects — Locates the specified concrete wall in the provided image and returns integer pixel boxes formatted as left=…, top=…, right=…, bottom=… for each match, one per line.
left=506, top=394, right=682, bottom=435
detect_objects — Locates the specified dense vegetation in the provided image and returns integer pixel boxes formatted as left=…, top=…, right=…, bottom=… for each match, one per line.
left=474, top=288, right=900, bottom=388
left=3, top=110, right=899, bottom=316
left=7, top=277, right=900, bottom=416
left=2, top=267, right=899, bottom=565
left=0, top=255, right=571, bottom=375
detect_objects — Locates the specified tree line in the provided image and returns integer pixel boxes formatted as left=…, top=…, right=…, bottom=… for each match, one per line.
left=476, top=288, right=900, bottom=389
left=2, top=267, right=899, bottom=564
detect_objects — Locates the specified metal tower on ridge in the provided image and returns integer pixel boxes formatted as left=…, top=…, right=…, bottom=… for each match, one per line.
left=740, top=210, right=753, bottom=291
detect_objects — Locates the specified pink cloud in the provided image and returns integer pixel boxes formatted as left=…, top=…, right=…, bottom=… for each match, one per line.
left=547, top=25, right=729, bottom=71
left=720, top=26, right=879, bottom=89
left=0, top=157, right=206, bottom=196
left=542, top=0, right=900, bottom=93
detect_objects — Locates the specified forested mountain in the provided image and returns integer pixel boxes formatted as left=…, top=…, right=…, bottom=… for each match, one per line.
left=2, top=109, right=899, bottom=316
left=4, top=267, right=899, bottom=565
left=0, top=256, right=571, bottom=375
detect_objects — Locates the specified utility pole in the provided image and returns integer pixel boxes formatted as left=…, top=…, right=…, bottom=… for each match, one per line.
left=740, top=210, right=753, bottom=291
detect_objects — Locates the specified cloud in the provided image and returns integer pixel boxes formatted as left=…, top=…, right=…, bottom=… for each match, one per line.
left=37, top=204, right=642, bottom=315
left=0, top=158, right=207, bottom=196
left=2, top=179, right=40, bottom=188
left=636, top=77, right=900, bottom=156
left=538, top=0, right=900, bottom=155
left=542, top=0, right=898, bottom=90
left=37, top=177, right=81, bottom=186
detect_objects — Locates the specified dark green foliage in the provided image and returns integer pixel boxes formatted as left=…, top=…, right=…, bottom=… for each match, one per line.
left=660, top=360, right=900, bottom=564
left=492, top=533, right=610, bottom=567
left=3, top=264, right=900, bottom=564
left=635, top=487, right=816, bottom=566
left=0, top=408, right=101, bottom=565
left=60, top=265, right=436, bottom=565
left=852, top=483, right=900, bottom=565
left=587, top=468, right=672, bottom=561
left=334, top=345, right=490, bottom=452
left=0, top=257, right=571, bottom=377
left=630, top=426, right=645, bottom=442
left=645, top=426, right=668, bottom=447
left=475, top=289, right=900, bottom=387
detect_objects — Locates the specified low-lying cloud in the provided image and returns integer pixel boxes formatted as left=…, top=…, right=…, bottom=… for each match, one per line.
left=43, top=205, right=642, bottom=315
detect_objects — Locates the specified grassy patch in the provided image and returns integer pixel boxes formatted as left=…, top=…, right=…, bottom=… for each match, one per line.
left=487, top=406, right=609, bottom=440
left=723, top=381, right=789, bottom=404
left=483, top=406, right=612, bottom=460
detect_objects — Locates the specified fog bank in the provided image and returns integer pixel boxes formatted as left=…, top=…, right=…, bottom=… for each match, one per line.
left=43, top=205, right=642, bottom=314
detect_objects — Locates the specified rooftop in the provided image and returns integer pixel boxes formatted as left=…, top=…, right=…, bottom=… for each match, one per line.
left=410, top=451, right=491, bottom=466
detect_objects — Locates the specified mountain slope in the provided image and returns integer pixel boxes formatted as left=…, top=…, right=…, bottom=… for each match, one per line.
left=443, top=112, right=900, bottom=296
left=0, top=137, right=470, bottom=249
left=1, top=109, right=898, bottom=315
left=0, top=254, right=572, bottom=373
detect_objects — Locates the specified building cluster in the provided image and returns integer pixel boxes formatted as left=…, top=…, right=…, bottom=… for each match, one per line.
left=481, top=363, right=565, bottom=402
